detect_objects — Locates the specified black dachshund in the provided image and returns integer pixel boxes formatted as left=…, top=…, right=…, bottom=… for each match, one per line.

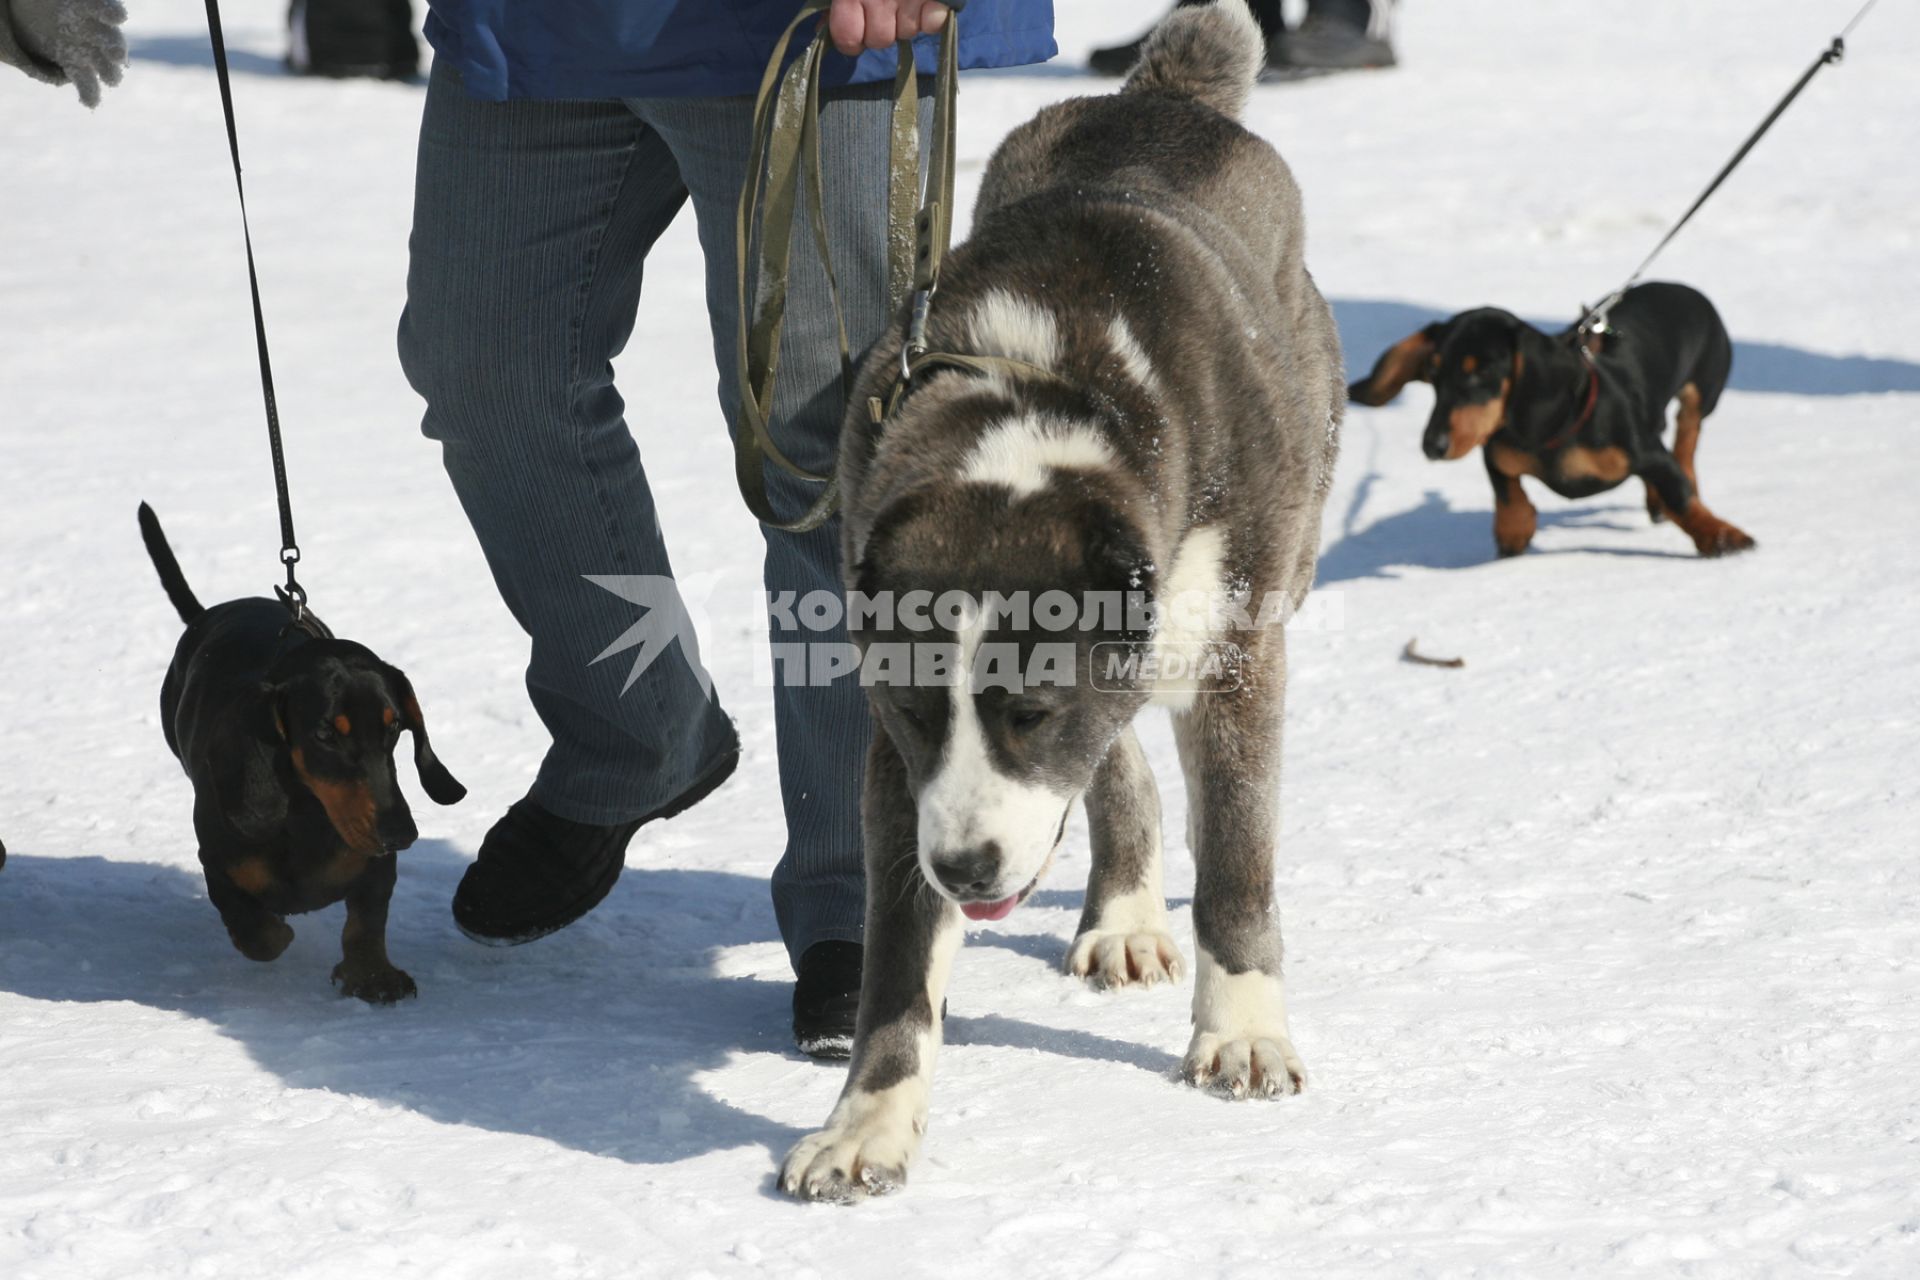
left=1349, top=281, right=1754, bottom=558
left=140, top=504, right=464, bottom=1002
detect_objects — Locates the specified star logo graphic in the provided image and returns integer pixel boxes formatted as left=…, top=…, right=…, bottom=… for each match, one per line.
left=583, top=573, right=721, bottom=699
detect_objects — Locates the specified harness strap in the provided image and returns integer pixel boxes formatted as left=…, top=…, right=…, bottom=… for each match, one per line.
left=734, top=3, right=963, bottom=534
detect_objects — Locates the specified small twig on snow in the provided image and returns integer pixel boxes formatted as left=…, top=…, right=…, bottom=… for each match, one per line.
left=1402, top=639, right=1465, bottom=669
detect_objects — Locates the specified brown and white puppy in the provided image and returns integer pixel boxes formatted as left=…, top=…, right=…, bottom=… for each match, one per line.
left=780, top=1, right=1342, bottom=1200
left=140, top=504, right=464, bottom=1003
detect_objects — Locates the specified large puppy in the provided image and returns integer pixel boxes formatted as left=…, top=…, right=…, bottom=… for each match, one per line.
left=780, top=2, right=1343, bottom=1200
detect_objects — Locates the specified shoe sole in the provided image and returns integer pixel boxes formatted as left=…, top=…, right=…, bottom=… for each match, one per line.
left=454, top=745, right=743, bottom=947
left=794, top=1032, right=854, bottom=1061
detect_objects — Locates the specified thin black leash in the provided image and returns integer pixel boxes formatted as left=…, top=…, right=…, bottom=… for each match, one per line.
left=202, top=0, right=307, bottom=618
left=1575, top=0, right=1882, bottom=339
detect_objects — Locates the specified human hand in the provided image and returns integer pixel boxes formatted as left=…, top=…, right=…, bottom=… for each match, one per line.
left=10, top=0, right=127, bottom=107
left=825, top=0, right=954, bottom=57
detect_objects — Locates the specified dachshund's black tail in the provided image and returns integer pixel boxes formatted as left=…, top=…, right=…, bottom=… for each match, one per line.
left=137, top=503, right=205, bottom=623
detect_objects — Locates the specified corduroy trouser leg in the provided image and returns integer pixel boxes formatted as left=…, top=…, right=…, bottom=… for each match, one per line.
left=400, top=61, right=903, bottom=966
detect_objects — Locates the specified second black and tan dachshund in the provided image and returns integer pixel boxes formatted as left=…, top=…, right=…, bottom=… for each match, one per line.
left=1349, top=281, right=1755, bottom=558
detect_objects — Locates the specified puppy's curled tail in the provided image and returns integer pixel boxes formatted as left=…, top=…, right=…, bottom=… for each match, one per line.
left=1123, top=0, right=1264, bottom=121
left=137, top=502, right=205, bottom=623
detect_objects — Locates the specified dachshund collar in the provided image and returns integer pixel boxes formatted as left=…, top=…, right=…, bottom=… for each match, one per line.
left=1540, top=351, right=1602, bottom=451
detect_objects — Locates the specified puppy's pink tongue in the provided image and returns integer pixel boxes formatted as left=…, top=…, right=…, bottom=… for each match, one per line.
left=960, top=895, right=1020, bottom=922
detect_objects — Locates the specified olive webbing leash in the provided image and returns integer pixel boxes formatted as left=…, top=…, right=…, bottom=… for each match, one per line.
left=734, top=1, right=963, bottom=534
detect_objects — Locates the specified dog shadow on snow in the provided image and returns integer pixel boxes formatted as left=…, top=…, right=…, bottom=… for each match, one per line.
left=0, top=847, right=1168, bottom=1168
left=1315, top=489, right=1690, bottom=583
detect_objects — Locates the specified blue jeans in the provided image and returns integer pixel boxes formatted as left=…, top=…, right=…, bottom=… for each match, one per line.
left=399, top=62, right=904, bottom=964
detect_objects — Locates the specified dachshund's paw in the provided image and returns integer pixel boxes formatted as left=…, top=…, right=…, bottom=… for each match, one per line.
left=230, top=917, right=294, bottom=962
left=332, top=962, right=417, bottom=1005
left=1067, top=927, right=1184, bottom=989
left=1493, top=504, right=1536, bottom=558
left=1183, top=1031, right=1306, bottom=1100
left=1694, top=522, right=1756, bottom=558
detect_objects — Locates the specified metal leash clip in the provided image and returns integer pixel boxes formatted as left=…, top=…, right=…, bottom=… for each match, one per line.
left=901, top=287, right=934, bottom=382
left=1576, top=299, right=1616, bottom=340
left=276, top=546, right=307, bottom=621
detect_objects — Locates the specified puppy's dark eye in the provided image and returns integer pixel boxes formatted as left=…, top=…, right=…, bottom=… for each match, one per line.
left=313, top=723, right=336, bottom=743
left=897, top=705, right=928, bottom=731
left=1008, top=708, right=1050, bottom=732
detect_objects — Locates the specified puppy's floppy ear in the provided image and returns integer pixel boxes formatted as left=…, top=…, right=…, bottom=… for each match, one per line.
left=1511, top=315, right=1557, bottom=374
left=1081, top=500, right=1156, bottom=644
left=206, top=682, right=289, bottom=840
left=850, top=488, right=934, bottom=605
left=1348, top=321, right=1449, bottom=407
left=379, top=664, right=467, bottom=805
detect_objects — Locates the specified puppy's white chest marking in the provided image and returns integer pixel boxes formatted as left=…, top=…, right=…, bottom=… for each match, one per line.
left=1149, top=525, right=1229, bottom=709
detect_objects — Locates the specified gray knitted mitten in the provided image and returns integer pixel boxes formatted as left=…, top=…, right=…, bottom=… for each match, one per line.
left=6, top=0, right=128, bottom=107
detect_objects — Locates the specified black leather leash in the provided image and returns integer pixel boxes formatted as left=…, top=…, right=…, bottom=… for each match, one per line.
left=1574, top=0, right=1881, bottom=341
left=202, top=0, right=307, bottom=618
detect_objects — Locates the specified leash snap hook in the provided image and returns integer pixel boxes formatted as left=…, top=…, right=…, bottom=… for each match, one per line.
left=901, top=287, right=934, bottom=382
left=1576, top=297, right=1617, bottom=341
left=278, top=545, right=306, bottom=620
left=274, top=580, right=308, bottom=619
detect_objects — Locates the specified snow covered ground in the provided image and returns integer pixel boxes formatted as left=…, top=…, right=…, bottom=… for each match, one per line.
left=4, top=0, right=1919, bottom=1274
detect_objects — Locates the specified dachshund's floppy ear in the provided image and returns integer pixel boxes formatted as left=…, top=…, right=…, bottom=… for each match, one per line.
left=1348, top=321, right=1449, bottom=406
left=206, top=682, right=290, bottom=840
left=380, top=665, right=467, bottom=805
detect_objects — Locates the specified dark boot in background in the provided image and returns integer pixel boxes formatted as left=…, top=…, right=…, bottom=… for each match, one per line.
left=288, top=0, right=419, bottom=80
left=1280, top=0, right=1398, bottom=73
left=1089, top=0, right=1288, bottom=77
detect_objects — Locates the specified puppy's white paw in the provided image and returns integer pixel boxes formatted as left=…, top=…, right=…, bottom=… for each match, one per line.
left=779, top=1097, right=923, bottom=1203
left=1067, top=928, right=1185, bottom=989
left=1183, top=1030, right=1306, bottom=1099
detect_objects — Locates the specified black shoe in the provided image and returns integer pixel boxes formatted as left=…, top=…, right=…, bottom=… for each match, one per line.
left=1279, top=12, right=1396, bottom=72
left=792, top=940, right=862, bottom=1060
left=452, top=746, right=739, bottom=946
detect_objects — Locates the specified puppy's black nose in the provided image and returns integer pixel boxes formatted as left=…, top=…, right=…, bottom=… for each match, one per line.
left=930, top=845, right=1000, bottom=898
